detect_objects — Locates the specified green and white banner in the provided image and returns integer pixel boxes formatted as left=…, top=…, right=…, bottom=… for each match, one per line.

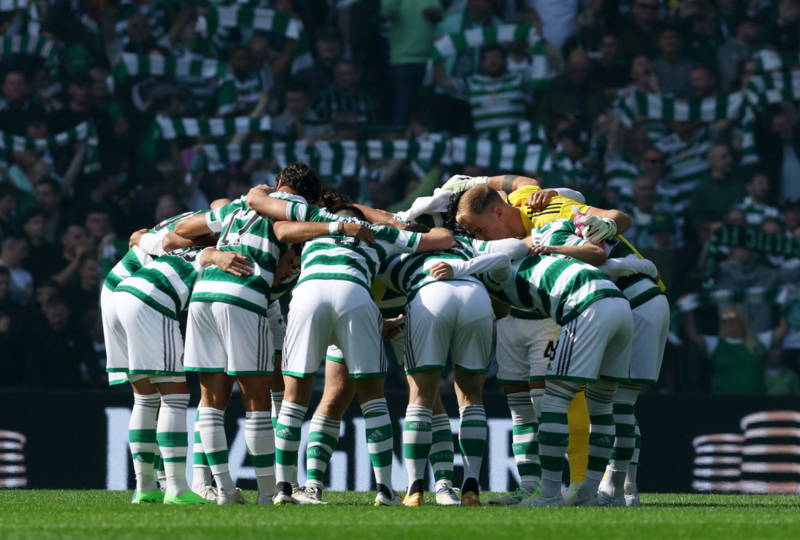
left=676, top=285, right=796, bottom=312
left=202, top=6, right=303, bottom=40
left=615, top=89, right=748, bottom=125
left=111, top=53, right=228, bottom=86
left=431, top=24, right=549, bottom=82
left=155, top=116, right=270, bottom=139
left=0, top=35, right=57, bottom=61
left=0, top=122, right=100, bottom=174
left=201, top=136, right=549, bottom=175
left=746, top=71, right=800, bottom=107
left=753, top=50, right=800, bottom=73
left=709, top=224, right=800, bottom=258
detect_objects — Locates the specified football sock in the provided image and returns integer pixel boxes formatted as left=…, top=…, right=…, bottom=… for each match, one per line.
left=626, top=422, right=641, bottom=495
left=579, top=379, right=618, bottom=499
left=566, top=390, right=590, bottom=485
left=197, top=407, right=235, bottom=493
left=191, top=409, right=212, bottom=491
left=360, top=398, right=394, bottom=492
left=507, top=392, right=539, bottom=491
left=538, top=381, right=579, bottom=498
left=529, top=387, right=544, bottom=421
left=156, top=393, right=190, bottom=496
left=245, top=410, right=275, bottom=496
left=430, top=413, right=454, bottom=486
left=458, top=404, right=487, bottom=492
left=305, top=414, right=340, bottom=489
left=271, top=391, right=284, bottom=430
left=402, top=405, right=432, bottom=494
left=275, top=401, right=307, bottom=485
left=129, top=392, right=160, bottom=493
left=604, top=383, right=640, bottom=496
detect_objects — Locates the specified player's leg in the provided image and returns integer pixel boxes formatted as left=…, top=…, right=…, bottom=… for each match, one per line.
left=271, top=371, right=285, bottom=429
left=299, top=352, right=355, bottom=504
left=238, top=375, right=275, bottom=504
left=275, top=282, right=331, bottom=503
left=489, top=315, right=539, bottom=505
left=430, top=393, right=458, bottom=505
left=128, top=376, right=162, bottom=503
left=450, top=283, right=493, bottom=506
left=598, top=381, right=639, bottom=505
left=626, top=421, right=642, bottom=506
left=402, top=370, right=439, bottom=506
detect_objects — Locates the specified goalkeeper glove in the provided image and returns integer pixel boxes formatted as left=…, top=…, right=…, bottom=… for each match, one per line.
left=577, top=214, right=618, bottom=243
left=440, top=175, right=489, bottom=193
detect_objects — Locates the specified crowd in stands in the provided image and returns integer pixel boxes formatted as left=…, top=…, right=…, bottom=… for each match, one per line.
left=0, top=0, right=799, bottom=395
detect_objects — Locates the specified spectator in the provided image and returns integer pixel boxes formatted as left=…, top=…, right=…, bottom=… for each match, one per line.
left=0, top=70, right=48, bottom=136
left=614, top=0, right=662, bottom=59
left=524, top=0, right=580, bottom=49
left=689, top=66, right=717, bottom=99
left=765, top=348, right=800, bottom=396
left=64, top=257, right=101, bottom=327
left=52, top=74, right=92, bottom=132
left=437, top=44, right=534, bottom=134
left=52, top=224, right=92, bottom=288
left=216, top=46, right=269, bottom=116
left=690, top=144, right=746, bottom=227
left=436, top=0, right=501, bottom=79
left=591, top=33, right=630, bottom=98
left=766, top=0, right=800, bottom=52
left=26, top=295, right=97, bottom=388
left=34, top=180, right=65, bottom=244
left=759, top=110, right=800, bottom=205
left=683, top=1, right=724, bottom=72
left=122, top=13, right=156, bottom=55
left=272, top=83, right=332, bottom=141
left=0, top=184, right=19, bottom=241
left=20, top=209, right=56, bottom=284
left=295, top=29, right=344, bottom=101
left=701, top=306, right=767, bottom=395
left=314, top=60, right=376, bottom=124
left=382, top=0, right=443, bottom=125
left=652, top=27, right=696, bottom=98
left=627, top=55, right=660, bottom=93
left=83, top=206, right=113, bottom=248
left=0, top=236, right=33, bottom=304
left=0, top=266, right=22, bottom=317
left=737, top=172, right=780, bottom=226
left=0, top=309, right=27, bottom=386
left=716, top=18, right=762, bottom=92
left=537, top=48, right=607, bottom=131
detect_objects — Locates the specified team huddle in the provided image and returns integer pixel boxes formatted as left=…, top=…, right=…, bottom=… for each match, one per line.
left=101, top=162, right=669, bottom=507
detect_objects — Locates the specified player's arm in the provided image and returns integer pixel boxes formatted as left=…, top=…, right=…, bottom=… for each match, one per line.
left=415, top=227, right=455, bottom=252
left=530, top=242, right=607, bottom=266
left=583, top=207, right=631, bottom=235
left=351, top=203, right=407, bottom=228
left=272, top=220, right=375, bottom=244
left=429, top=252, right=512, bottom=280
left=441, top=174, right=540, bottom=194
left=173, top=213, right=213, bottom=239
left=246, top=185, right=304, bottom=221
left=199, top=247, right=254, bottom=277
left=161, top=231, right=218, bottom=252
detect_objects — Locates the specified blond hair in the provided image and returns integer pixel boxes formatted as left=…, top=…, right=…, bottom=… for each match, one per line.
left=455, top=185, right=504, bottom=224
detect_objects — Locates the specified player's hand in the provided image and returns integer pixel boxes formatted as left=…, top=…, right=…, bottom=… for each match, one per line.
left=429, top=261, right=454, bottom=280
left=248, top=184, right=275, bottom=198
left=526, top=189, right=556, bottom=212
left=128, top=228, right=148, bottom=248
left=341, top=222, right=375, bottom=244
left=440, top=174, right=488, bottom=193
left=382, top=314, right=404, bottom=340
left=530, top=244, right=555, bottom=255
left=576, top=214, right=618, bottom=243
left=214, top=251, right=254, bottom=276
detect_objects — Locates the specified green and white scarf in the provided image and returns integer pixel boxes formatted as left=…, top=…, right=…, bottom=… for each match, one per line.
left=155, top=115, right=270, bottom=139
left=431, top=24, right=549, bottom=82
left=0, top=35, right=57, bottom=61
left=0, top=122, right=100, bottom=174
left=709, top=224, right=800, bottom=258
left=615, top=89, right=748, bottom=126
left=446, top=137, right=552, bottom=172
left=111, top=53, right=228, bottom=87
left=201, top=6, right=303, bottom=41
left=745, top=71, right=800, bottom=108
left=753, top=49, right=800, bottom=74
left=676, top=285, right=796, bottom=312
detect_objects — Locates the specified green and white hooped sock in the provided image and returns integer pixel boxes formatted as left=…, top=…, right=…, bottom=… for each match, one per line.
left=507, top=392, right=539, bottom=491
left=191, top=409, right=212, bottom=491
left=129, top=392, right=160, bottom=493
left=626, top=422, right=641, bottom=495
left=458, top=404, right=487, bottom=492
left=606, top=383, right=640, bottom=496
left=430, top=413, right=454, bottom=486
left=157, top=393, right=191, bottom=496
left=271, top=391, right=284, bottom=430
left=580, top=380, right=618, bottom=499
left=360, top=398, right=395, bottom=493
left=275, top=401, right=307, bottom=485
left=402, top=405, right=432, bottom=494
left=538, top=382, right=579, bottom=498
left=245, top=410, right=276, bottom=497
left=305, top=414, right=340, bottom=490
left=197, top=407, right=235, bottom=493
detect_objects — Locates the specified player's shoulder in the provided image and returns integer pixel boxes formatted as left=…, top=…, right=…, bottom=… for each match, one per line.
left=507, top=184, right=541, bottom=206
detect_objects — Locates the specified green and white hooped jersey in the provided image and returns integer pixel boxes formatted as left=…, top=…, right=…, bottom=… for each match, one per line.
left=102, top=211, right=197, bottom=292
left=297, top=226, right=421, bottom=291
left=190, top=193, right=313, bottom=315
left=484, top=255, right=625, bottom=326
left=379, top=236, right=483, bottom=300
left=531, top=218, right=587, bottom=251
left=604, top=237, right=664, bottom=309
left=115, top=248, right=205, bottom=319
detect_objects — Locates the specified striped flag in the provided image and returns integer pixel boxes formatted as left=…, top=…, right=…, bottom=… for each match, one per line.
left=155, top=116, right=271, bottom=139
left=111, top=53, right=228, bottom=87
left=0, top=35, right=56, bottom=61
left=202, top=6, right=303, bottom=40
left=615, top=89, right=748, bottom=125
left=447, top=137, right=552, bottom=173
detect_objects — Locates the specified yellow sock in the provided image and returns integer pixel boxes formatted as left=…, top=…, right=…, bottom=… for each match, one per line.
left=567, top=391, right=590, bottom=484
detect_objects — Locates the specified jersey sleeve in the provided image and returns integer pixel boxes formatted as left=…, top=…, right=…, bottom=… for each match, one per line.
left=378, top=227, right=420, bottom=254
left=206, top=200, right=242, bottom=232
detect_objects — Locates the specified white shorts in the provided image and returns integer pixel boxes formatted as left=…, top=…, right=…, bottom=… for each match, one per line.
left=102, top=286, right=127, bottom=375
left=184, top=301, right=273, bottom=376
left=328, top=330, right=407, bottom=369
left=283, top=280, right=385, bottom=378
left=404, top=280, right=494, bottom=374
left=547, top=297, right=633, bottom=382
left=495, top=315, right=561, bottom=386
left=113, top=291, right=186, bottom=378
left=629, top=294, right=670, bottom=383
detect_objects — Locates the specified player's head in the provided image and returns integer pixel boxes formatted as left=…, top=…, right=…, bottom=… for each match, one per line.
left=318, top=188, right=352, bottom=211
left=276, top=162, right=322, bottom=205
left=455, top=185, right=521, bottom=240
left=331, top=205, right=365, bottom=220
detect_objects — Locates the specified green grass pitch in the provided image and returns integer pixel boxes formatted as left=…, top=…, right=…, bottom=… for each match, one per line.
left=1, top=491, right=800, bottom=539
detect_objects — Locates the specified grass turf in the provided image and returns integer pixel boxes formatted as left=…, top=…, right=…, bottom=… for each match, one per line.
left=1, top=491, right=800, bottom=539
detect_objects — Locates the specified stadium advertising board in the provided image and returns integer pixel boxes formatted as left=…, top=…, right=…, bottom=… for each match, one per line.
left=1, top=390, right=798, bottom=493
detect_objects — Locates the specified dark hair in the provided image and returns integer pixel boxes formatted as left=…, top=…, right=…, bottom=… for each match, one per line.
left=316, top=28, right=342, bottom=43
left=285, top=81, right=309, bottom=95
left=480, top=43, right=507, bottom=60
left=319, top=187, right=352, bottom=210
left=21, top=208, right=45, bottom=225
left=85, top=204, right=110, bottom=217
left=36, top=178, right=62, bottom=194
left=277, top=162, right=321, bottom=204
left=330, top=204, right=365, bottom=221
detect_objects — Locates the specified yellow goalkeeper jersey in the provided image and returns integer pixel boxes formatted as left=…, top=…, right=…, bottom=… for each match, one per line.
left=507, top=185, right=591, bottom=234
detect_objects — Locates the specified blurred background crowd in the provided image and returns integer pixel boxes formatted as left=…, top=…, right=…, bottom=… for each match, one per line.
left=0, top=0, right=799, bottom=395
